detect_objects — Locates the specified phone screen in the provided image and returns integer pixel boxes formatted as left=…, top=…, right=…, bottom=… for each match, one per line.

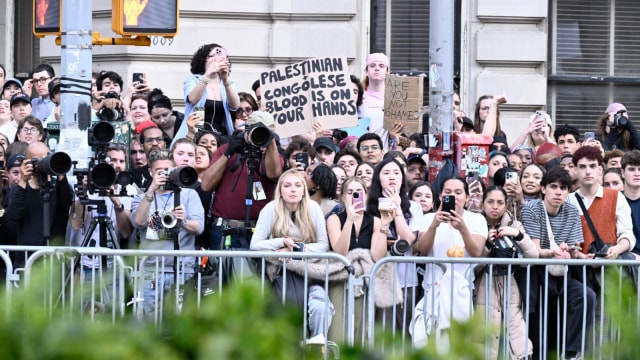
left=295, top=153, right=309, bottom=169
left=441, top=195, right=455, bottom=213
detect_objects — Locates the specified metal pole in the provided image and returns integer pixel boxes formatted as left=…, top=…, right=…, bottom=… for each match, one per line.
left=58, top=0, right=92, bottom=163
left=428, top=0, right=454, bottom=152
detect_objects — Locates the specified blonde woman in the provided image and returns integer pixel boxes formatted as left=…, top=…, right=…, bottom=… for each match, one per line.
left=510, top=112, right=555, bottom=151
left=250, top=169, right=333, bottom=339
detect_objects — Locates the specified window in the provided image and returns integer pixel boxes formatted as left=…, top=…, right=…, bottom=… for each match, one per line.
left=549, top=0, right=640, bottom=133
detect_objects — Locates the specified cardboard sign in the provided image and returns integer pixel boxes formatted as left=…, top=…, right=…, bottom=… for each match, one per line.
left=383, top=74, right=424, bottom=135
left=260, top=56, right=358, bottom=138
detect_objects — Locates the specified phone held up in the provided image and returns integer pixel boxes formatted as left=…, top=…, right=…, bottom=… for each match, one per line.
left=295, top=152, right=309, bottom=170
left=441, top=195, right=455, bottom=213
left=132, top=73, right=144, bottom=88
left=352, top=191, right=364, bottom=212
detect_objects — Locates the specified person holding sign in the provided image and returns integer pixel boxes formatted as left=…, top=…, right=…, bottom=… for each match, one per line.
left=359, top=53, right=391, bottom=150
left=174, top=43, right=240, bottom=145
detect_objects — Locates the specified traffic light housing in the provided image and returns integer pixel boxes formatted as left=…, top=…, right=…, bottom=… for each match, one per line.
left=112, top=0, right=179, bottom=37
left=33, top=0, right=61, bottom=37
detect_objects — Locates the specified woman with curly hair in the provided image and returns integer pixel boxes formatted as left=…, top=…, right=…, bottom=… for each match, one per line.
left=174, top=43, right=240, bottom=143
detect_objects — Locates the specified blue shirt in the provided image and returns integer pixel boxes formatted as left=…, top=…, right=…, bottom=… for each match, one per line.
left=624, top=194, right=640, bottom=254
left=31, top=96, right=55, bottom=122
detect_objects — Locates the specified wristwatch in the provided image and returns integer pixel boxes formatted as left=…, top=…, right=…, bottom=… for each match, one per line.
left=114, top=203, right=125, bottom=213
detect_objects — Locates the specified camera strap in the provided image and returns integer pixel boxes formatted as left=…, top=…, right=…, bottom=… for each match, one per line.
left=574, top=193, right=606, bottom=251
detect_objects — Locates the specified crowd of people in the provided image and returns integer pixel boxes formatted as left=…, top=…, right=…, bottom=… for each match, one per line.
left=0, top=45, right=639, bottom=358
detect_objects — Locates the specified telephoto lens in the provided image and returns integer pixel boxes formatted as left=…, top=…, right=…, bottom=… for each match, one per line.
left=389, top=239, right=411, bottom=256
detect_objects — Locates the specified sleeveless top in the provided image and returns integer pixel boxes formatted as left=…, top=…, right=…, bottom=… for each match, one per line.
left=333, top=211, right=375, bottom=251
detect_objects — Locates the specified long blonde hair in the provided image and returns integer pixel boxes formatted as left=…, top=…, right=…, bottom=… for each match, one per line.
left=271, top=169, right=318, bottom=243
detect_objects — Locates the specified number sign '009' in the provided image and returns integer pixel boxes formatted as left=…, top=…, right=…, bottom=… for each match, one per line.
left=112, top=0, right=179, bottom=37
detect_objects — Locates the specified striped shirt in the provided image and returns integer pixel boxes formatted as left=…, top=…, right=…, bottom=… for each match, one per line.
left=520, top=199, right=583, bottom=249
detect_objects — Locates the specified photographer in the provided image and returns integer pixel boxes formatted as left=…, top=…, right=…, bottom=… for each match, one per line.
left=69, top=143, right=134, bottom=251
left=130, top=149, right=204, bottom=317
left=598, top=103, right=640, bottom=151
left=92, top=71, right=126, bottom=122
left=201, top=111, right=283, bottom=250
left=6, top=142, right=73, bottom=264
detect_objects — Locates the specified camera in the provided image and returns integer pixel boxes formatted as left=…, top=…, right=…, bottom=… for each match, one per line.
left=31, top=152, right=72, bottom=176
left=161, top=166, right=198, bottom=191
left=608, top=110, right=629, bottom=129
left=88, top=121, right=116, bottom=146
left=332, top=129, right=348, bottom=141
left=389, top=239, right=411, bottom=256
left=244, top=122, right=273, bottom=147
left=96, top=92, right=125, bottom=122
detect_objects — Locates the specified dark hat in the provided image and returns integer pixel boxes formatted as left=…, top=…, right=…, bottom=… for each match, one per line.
left=48, top=77, right=62, bottom=94
left=6, top=153, right=25, bottom=170
left=461, top=116, right=474, bottom=131
left=10, top=92, right=31, bottom=107
left=407, top=153, right=426, bottom=166
left=492, top=135, right=507, bottom=145
left=2, top=78, right=23, bottom=92
left=313, top=137, right=336, bottom=152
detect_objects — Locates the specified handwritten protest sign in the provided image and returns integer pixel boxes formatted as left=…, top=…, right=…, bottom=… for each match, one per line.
left=383, top=74, right=424, bottom=135
left=260, top=56, right=358, bottom=138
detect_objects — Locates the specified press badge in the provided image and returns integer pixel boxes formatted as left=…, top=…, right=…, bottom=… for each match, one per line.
left=253, top=181, right=266, bottom=200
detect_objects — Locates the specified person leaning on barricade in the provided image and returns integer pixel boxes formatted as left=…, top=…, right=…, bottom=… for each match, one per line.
left=6, top=142, right=73, bottom=266
left=520, top=166, right=595, bottom=360
left=200, top=111, right=284, bottom=250
left=250, top=169, right=334, bottom=341
left=412, top=176, right=487, bottom=348
left=476, top=186, right=537, bottom=360
left=130, top=149, right=204, bottom=318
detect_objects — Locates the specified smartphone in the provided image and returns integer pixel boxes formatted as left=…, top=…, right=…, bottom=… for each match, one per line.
left=505, top=171, right=518, bottom=184
left=595, top=251, right=608, bottom=258
left=441, top=195, right=455, bottom=213
left=194, top=106, right=205, bottom=128
left=584, top=132, right=595, bottom=142
left=292, top=241, right=305, bottom=260
left=295, top=152, right=309, bottom=170
left=352, top=191, right=364, bottom=211
left=0, top=160, right=4, bottom=171
left=132, top=73, right=144, bottom=89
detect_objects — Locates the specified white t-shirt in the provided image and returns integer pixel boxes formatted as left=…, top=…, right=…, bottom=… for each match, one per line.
left=419, top=210, right=488, bottom=289
left=395, top=201, right=424, bottom=288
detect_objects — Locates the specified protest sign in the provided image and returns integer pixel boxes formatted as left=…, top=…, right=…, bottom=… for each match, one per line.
left=383, top=74, right=424, bottom=135
left=260, top=56, right=358, bottom=138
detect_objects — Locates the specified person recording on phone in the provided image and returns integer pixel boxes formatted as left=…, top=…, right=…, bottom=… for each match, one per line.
left=510, top=111, right=555, bottom=151
left=597, top=102, right=640, bottom=151
left=173, top=43, right=240, bottom=144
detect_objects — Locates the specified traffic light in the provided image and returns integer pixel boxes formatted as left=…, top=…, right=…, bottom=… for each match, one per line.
left=112, top=0, right=179, bottom=37
left=33, top=0, right=61, bottom=37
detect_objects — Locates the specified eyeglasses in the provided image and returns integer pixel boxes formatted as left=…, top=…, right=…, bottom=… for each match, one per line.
left=408, top=166, right=426, bottom=173
left=360, top=145, right=380, bottom=152
left=20, top=127, right=40, bottom=134
left=33, top=77, right=51, bottom=85
left=239, top=107, right=253, bottom=116
left=144, top=136, right=164, bottom=144
left=480, top=106, right=491, bottom=111
left=454, top=101, right=461, bottom=106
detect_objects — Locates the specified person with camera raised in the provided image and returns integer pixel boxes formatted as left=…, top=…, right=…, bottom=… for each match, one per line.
left=92, top=71, right=126, bottom=123
left=130, top=149, right=204, bottom=317
left=597, top=102, right=640, bottom=151
left=201, top=111, right=284, bottom=250
left=6, top=141, right=73, bottom=264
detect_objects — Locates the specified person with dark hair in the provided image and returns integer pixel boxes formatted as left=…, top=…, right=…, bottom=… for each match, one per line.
left=284, top=139, right=315, bottom=171
left=520, top=166, right=595, bottom=359
left=409, top=180, right=434, bottom=214
left=349, top=75, right=364, bottom=108
left=0, top=64, right=5, bottom=88
left=148, top=88, right=184, bottom=140
left=367, top=157, right=423, bottom=333
left=334, top=148, right=362, bottom=177
left=130, top=135, right=147, bottom=170
left=92, top=70, right=126, bottom=122
left=194, top=128, right=221, bottom=155
left=603, top=167, right=624, bottom=191
left=598, top=103, right=640, bottom=151
left=554, top=124, right=581, bottom=155
left=25, top=64, right=55, bottom=122
left=15, top=116, right=45, bottom=144
left=231, top=92, right=259, bottom=131
left=621, top=150, right=640, bottom=258
left=567, top=145, right=634, bottom=257
left=304, top=162, right=340, bottom=217
left=251, top=79, right=262, bottom=109
left=174, top=43, right=239, bottom=142
left=357, top=133, right=384, bottom=165
left=603, top=148, right=624, bottom=169
left=132, top=124, right=169, bottom=191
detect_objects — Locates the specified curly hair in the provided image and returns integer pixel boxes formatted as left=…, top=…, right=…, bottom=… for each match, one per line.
left=598, top=113, right=633, bottom=150
left=310, top=163, right=337, bottom=199
left=572, top=144, right=603, bottom=166
left=190, top=43, right=223, bottom=75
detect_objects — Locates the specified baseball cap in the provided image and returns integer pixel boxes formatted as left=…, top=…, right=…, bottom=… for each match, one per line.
left=2, top=78, right=23, bottom=92
left=134, top=120, right=158, bottom=134
left=407, top=154, right=426, bottom=166
left=246, top=111, right=275, bottom=131
left=6, top=154, right=25, bottom=170
left=460, top=116, right=474, bottom=131
left=10, top=92, right=31, bottom=107
left=48, top=77, right=62, bottom=94
left=313, top=137, right=336, bottom=152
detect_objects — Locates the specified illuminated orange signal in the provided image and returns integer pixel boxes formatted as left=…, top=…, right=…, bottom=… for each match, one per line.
left=33, top=0, right=61, bottom=37
left=112, top=0, right=179, bottom=37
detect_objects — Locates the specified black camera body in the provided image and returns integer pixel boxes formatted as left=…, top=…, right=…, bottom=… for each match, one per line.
left=332, top=129, right=348, bottom=141
left=161, top=166, right=198, bottom=191
left=97, top=92, right=126, bottom=122
left=389, top=239, right=411, bottom=256
left=608, top=110, right=629, bottom=129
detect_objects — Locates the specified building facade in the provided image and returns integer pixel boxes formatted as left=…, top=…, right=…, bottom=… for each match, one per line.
left=1, top=0, right=639, bottom=141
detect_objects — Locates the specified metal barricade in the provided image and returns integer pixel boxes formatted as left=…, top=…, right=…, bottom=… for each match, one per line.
left=366, top=256, right=640, bottom=359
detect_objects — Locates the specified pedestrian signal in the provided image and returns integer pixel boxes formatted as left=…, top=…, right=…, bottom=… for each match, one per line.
left=112, top=0, right=179, bottom=37
left=33, top=0, right=61, bottom=37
